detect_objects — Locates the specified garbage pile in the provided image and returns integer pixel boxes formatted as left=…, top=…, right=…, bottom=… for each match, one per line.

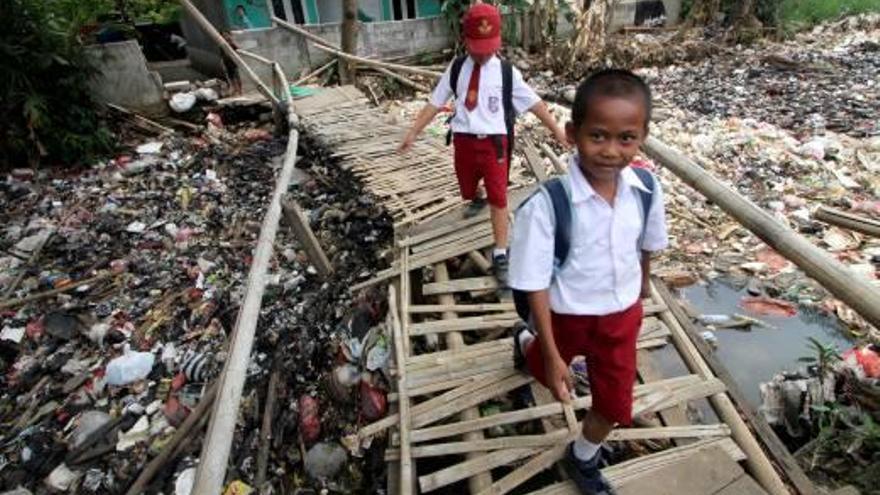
left=648, top=14, right=880, bottom=138
left=759, top=343, right=880, bottom=491
left=0, top=108, right=394, bottom=493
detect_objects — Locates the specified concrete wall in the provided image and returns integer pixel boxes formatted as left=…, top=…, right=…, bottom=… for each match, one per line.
left=85, top=40, right=167, bottom=116
left=231, top=16, right=452, bottom=92
left=180, top=0, right=230, bottom=77
left=611, top=0, right=682, bottom=30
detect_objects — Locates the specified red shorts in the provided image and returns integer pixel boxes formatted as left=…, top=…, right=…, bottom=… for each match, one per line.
left=452, top=134, right=509, bottom=208
left=524, top=302, right=643, bottom=425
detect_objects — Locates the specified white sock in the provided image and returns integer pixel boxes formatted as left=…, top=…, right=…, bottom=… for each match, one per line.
left=517, top=330, right=535, bottom=355
left=573, top=435, right=601, bottom=461
left=493, top=247, right=507, bottom=259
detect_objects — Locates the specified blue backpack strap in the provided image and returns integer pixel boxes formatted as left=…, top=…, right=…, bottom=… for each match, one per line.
left=500, top=59, right=515, bottom=162
left=445, top=54, right=468, bottom=146
left=449, top=54, right=468, bottom=99
left=543, top=177, right=572, bottom=268
left=630, top=167, right=656, bottom=249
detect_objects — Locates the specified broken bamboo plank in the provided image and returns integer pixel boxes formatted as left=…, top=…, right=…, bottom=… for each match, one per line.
left=191, top=121, right=300, bottom=495
left=387, top=424, right=730, bottom=459
left=419, top=448, right=540, bottom=493
left=389, top=283, right=414, bottom=495
left=281, top=197, right=333, bottom=277
left=291, top=59, right=337, bottom=87
left=408, top=313, right=520, bottom=336
left=644, top=136, right=880, bottom=330
left=813, top=205, right=880, bottom=238
left=407, top=303, right=516, bottom=314
left=422, top=276, right=499, bottom=295
left=648, top=281, right=788, bottom=495
left=654, top=281, right=818, bottom=495
left=523, top=140, right=549, bottom=181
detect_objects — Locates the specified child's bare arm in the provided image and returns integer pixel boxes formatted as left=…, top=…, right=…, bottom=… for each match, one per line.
left=398, top=104, right=441, bottom=153
left=640, top=251, right=651, bottom=299
left=528, top=101, right=569, bottom=148
left=528, top=289, right=573, bottom=403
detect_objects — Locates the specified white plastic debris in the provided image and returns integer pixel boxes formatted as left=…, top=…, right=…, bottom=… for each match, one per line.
left=125, top=221, right=147, bottom=234
left=116, top=415, right=150, bottom=451
left=169, top=92, right=197, bottom=113
left=174, top=467, right=197, bottom=495
left=105, top=346, right=155, bottom=386
left=194, top=87, right=219, bottom=102
left=136, top=141, right=164, bottom=154
left=45, top=463, right=79, bottom=492
left=1, top=326, right=25, bottom=344
left=69, top=410, right=112, bottom=449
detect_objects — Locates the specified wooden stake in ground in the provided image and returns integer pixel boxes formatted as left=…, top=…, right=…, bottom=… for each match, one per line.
left=339, top=0, right=359, bottom=84
left=281, top=196, right=333, bottom=277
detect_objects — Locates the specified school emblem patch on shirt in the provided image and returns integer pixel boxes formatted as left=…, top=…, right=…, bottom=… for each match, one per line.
left=488, top=96, right=499, bottom=113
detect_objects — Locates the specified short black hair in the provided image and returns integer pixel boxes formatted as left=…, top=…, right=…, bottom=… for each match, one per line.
left=571, top=69, right=652, bottom=129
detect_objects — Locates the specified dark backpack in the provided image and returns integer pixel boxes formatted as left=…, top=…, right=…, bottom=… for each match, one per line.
left=446, top=54, right=515, bottom=160
left=512, top=168, right=657, bottom=321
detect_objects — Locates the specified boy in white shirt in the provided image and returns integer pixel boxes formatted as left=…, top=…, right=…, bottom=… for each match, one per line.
left=508, top=69, right=668, bottom=495
left=398, top=3, right=567, bottom=285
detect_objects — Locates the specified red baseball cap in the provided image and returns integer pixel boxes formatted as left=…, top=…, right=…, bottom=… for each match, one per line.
left=462, top=3, right=502, bottom=56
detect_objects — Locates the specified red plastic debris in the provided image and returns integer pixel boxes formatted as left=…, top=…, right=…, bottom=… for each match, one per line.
left=739, top=296, right=797, bottom=317
left=844, top=346, right=880, bottom=378
left=755, top=247, right=791, bottom=273
left=299, top=395, right=321, bottom=444
left=359, top=380, right=387, bottom=422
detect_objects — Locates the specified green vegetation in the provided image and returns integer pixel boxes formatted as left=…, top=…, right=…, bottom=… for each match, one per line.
left=777, top=0, right=880, bottom=30
left=1, top=0, right=113, bottom=168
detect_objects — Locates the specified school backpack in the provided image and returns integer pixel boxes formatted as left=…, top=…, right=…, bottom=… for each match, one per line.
left=445, top=54, right=515, bottom=160
left=511, top=167, right=657, bottom=322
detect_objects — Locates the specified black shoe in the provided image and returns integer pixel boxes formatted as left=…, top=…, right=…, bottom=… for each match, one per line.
left=463, top=197, right=487, bottom=218
left=560, top=444, right=616, bottom=495
left=512, top=321, right=534, bottom=371
left=493, top=252, right=509, bottom=286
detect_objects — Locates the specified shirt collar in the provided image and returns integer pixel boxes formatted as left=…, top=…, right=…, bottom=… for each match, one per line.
left=566, top=153, right=650, bottom=203
left=468, top=55, right=499, bottom=67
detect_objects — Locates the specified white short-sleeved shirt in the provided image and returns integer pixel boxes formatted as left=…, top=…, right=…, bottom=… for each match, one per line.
left=508, top=156, right=669, bottom=315
left=429, top=56, right=541, bottom=135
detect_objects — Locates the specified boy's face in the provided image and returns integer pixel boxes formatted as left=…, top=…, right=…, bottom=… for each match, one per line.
left=566, top=96, right=648, bottom=183
left=466, top=47, right=493, bottom=66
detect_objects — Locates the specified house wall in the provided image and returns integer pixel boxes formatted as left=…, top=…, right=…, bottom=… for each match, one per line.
left=85, top=41, right=167, bottom=116
left=180, top=0, right=230, bottom=77
left=231, top=16, right=451, bottom=92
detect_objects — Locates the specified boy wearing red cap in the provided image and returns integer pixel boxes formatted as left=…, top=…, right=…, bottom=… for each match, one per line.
left=399, top=2, right=568, bottom=285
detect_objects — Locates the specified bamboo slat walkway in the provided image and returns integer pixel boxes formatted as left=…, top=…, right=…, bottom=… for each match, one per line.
left=293, top=87, right=791, bottom=495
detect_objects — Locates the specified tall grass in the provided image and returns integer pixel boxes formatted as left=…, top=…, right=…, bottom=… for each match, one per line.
left=777, top=0, right=880, bottom=30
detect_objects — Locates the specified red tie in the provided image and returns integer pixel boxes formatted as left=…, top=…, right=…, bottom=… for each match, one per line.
left=464, top=63, right=480, bottom=111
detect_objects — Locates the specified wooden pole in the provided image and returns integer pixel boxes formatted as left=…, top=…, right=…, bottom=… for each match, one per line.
left=281, top=197, right=333, bottom=277
left=389, top=282, right=413, bottom=494
left=654, top=281, right=819, bottom=495
left=813, top=205, right=880, bottom=238
left=0, top=272, right=114, bottom=311
left=272, top=16, right=442, bottom=79
left=179, top=0, right=280, bottom=107
left=643, top=136, right=880, bottom=329
left=255, top=368, right=280, bottom=490
left=339, top=0, right=359, bottom=84
left=192, top=119, right=300, bottom=495
left=649, top=282, right=790, bottom=495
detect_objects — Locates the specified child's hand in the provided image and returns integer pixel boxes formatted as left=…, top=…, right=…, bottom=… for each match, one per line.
left=398, top=132, right=415, bottom=153
left=545, top=354, right=573, bottom=403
